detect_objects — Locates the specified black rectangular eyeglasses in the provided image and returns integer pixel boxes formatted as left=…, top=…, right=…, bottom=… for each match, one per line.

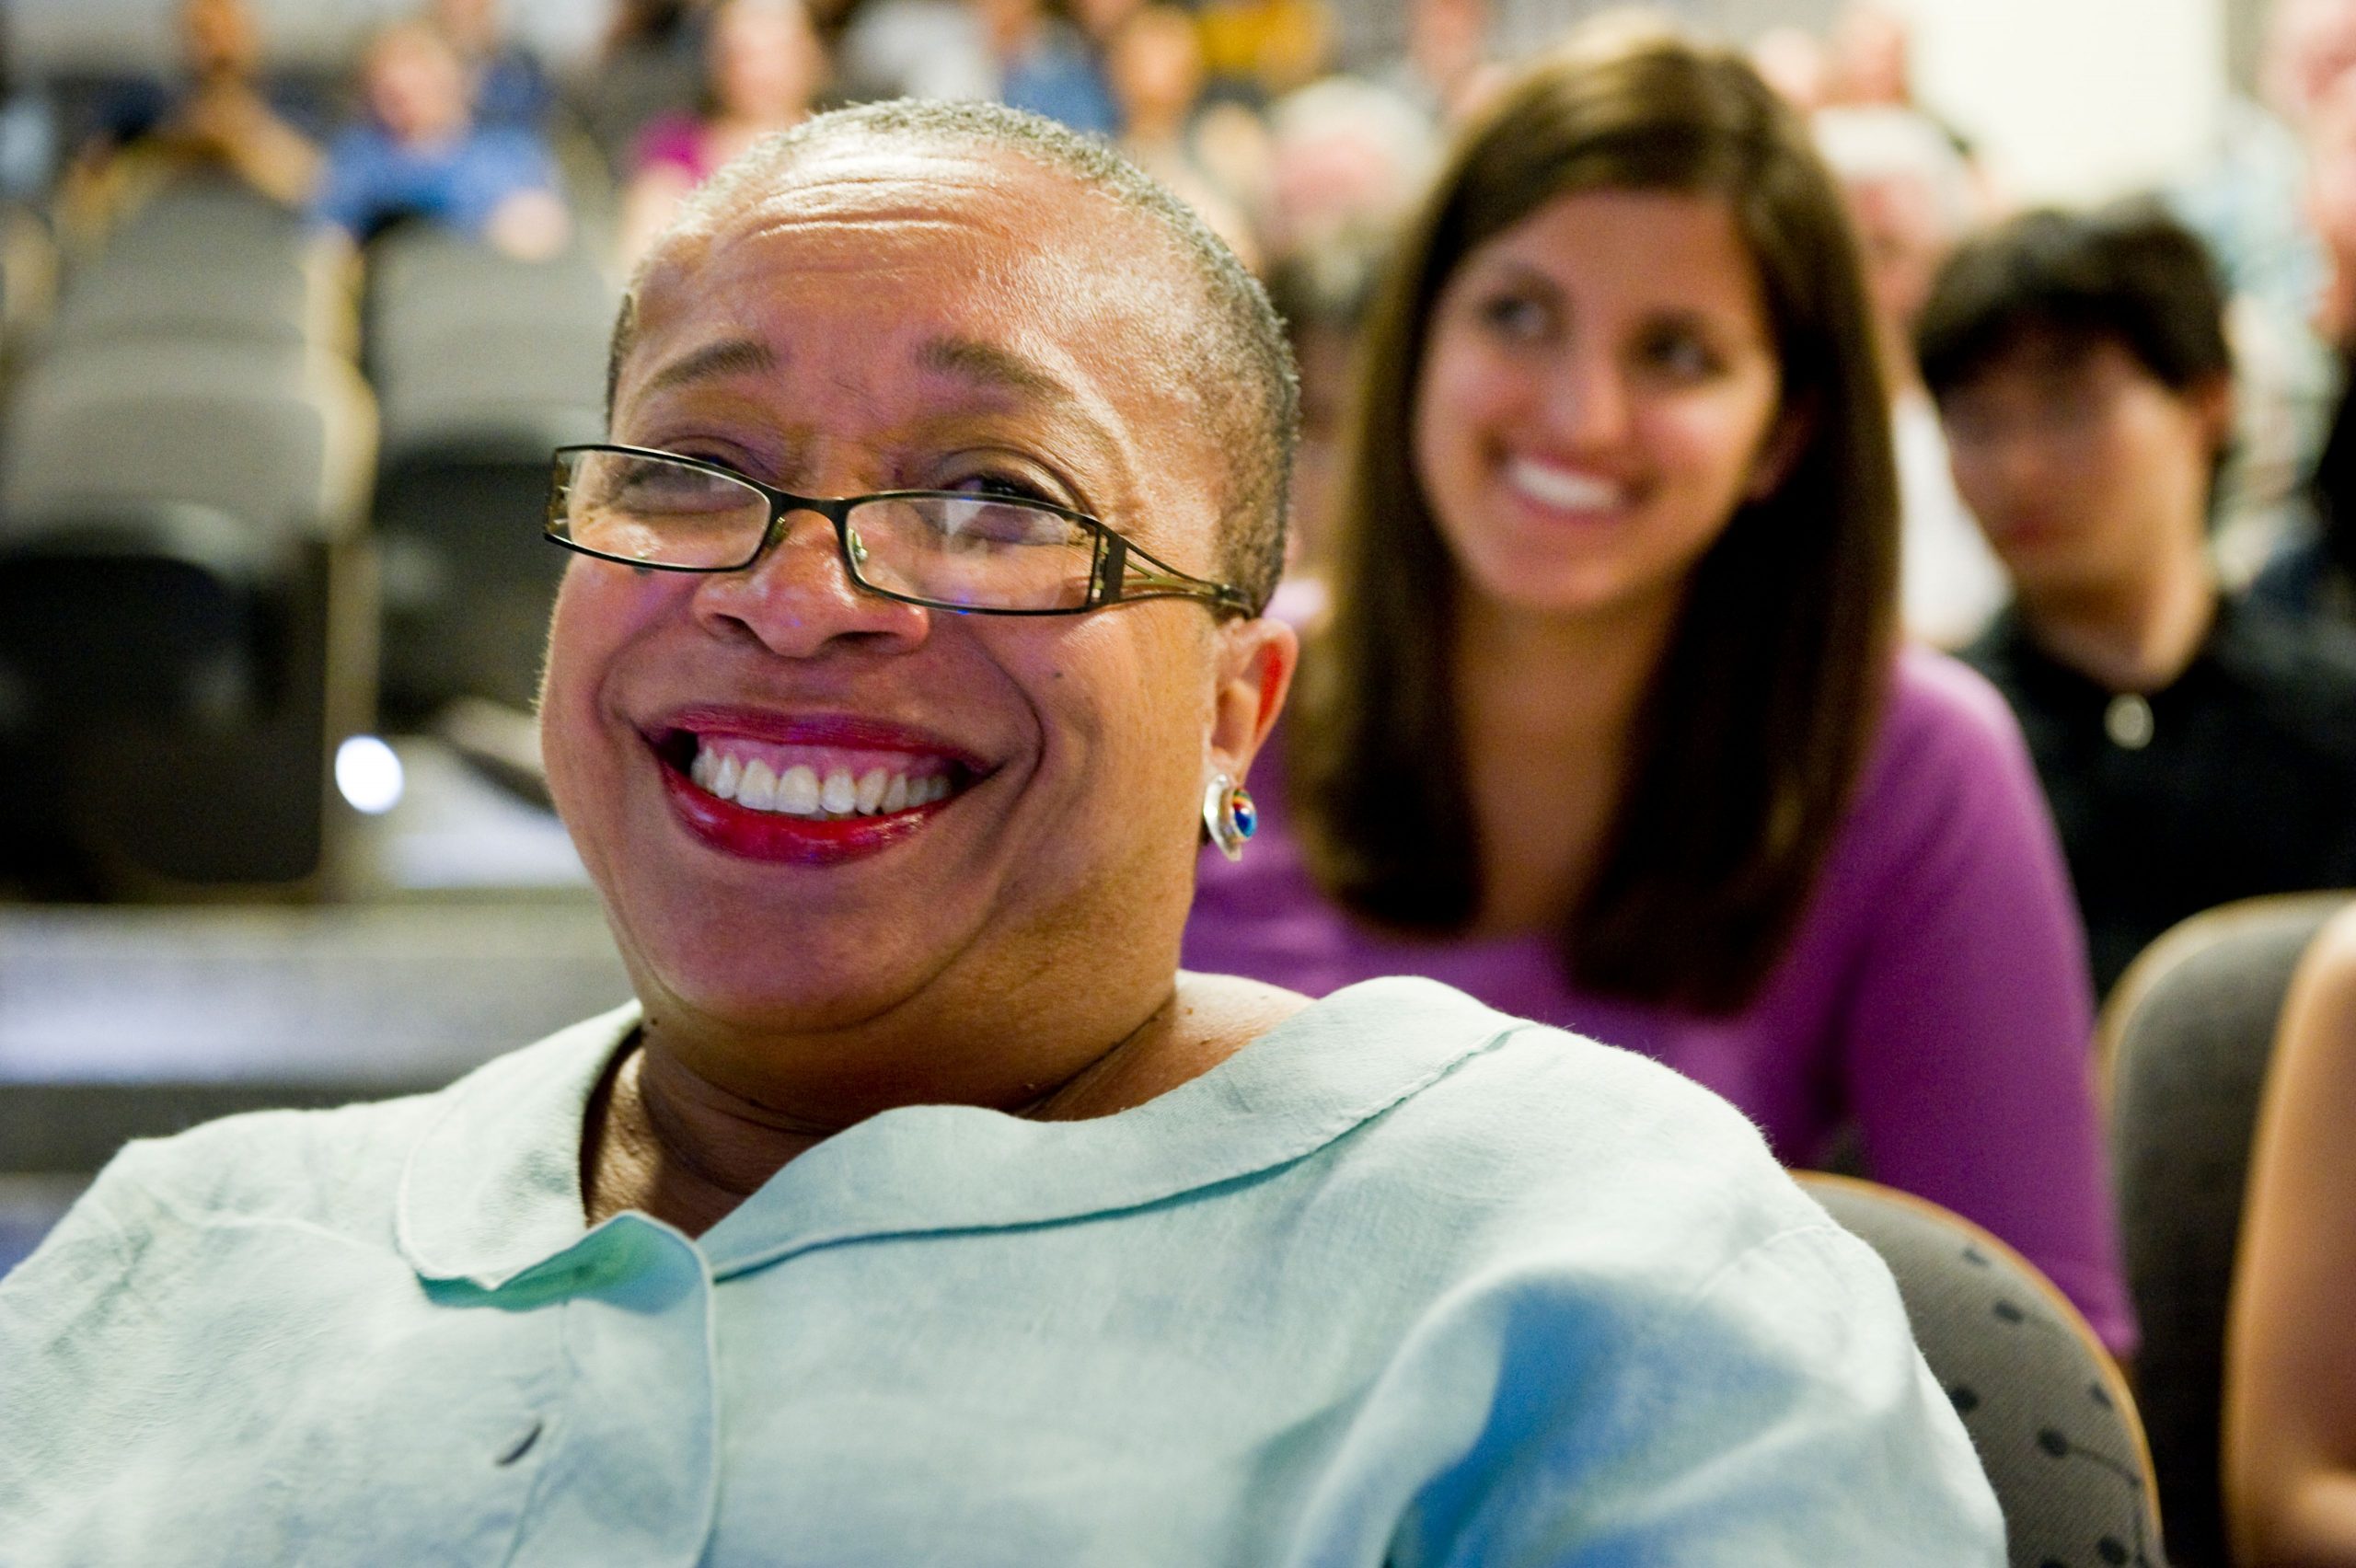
left=544, top=444, right=1251, bottom=617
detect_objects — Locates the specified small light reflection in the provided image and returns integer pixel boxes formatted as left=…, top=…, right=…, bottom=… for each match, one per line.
left=335, top=735, right=407, bottom=815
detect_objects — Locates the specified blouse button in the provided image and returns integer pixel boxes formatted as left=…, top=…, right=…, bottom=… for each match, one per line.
left=2103, top=693, right=2154, bottom=750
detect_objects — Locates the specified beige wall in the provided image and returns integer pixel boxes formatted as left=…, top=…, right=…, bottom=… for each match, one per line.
left=1900, top=0, right=2230, bottom=202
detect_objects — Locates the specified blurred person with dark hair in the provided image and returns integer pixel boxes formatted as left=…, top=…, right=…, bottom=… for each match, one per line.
left=1816, top=104, right=2006, bottom=647
left=583, top=0, right=713, bottom=177
left=1924, top=203, right=2356, bottom=994
left=1184, top=19, right=2132, bottom=1354
left=431, top=0, right=555, bottom=132
left=619, top=0, right=825, bottom=268
left=1106, top=6, right=1258, bottom=266
left=60, top=0, right=321, bottom=232
left=313, top=19, right=568, bottom=258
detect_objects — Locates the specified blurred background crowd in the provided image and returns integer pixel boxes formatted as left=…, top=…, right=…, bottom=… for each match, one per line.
left=8, top=0, right=2356, bottom=1562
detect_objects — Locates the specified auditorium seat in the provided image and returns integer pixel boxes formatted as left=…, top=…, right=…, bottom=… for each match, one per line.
left=46, top=184, right=357, bottom=357
left=2099, top=891, right=2353, bottom=1568
left=1801, top=1173, right=2165, bottom=1568
left=362, top=225, right=614, bottom=721
left=0, top=338, right=378, bottom=894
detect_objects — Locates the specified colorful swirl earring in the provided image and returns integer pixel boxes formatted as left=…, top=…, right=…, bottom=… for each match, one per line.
left=1202, top=772, right=1258, bottom=862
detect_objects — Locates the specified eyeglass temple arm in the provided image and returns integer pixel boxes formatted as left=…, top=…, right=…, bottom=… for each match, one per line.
left=1095, top=533, right=1252, bottom=612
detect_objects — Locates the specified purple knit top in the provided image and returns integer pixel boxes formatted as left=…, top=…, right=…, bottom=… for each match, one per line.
left=1184, top=644, right=2135, bottom=1354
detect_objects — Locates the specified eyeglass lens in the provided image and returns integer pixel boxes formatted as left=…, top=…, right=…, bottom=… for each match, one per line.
left=552, top=448, right=1101, bottom=611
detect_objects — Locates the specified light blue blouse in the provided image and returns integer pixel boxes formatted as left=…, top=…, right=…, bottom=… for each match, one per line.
left=0, top=978, right=2002, bottom=1565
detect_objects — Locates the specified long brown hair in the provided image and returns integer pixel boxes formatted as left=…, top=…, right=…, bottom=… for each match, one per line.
left=1290, top=20, right=1898, bottom=1015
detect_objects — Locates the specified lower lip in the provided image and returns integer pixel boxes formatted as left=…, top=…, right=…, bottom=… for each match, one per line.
left=659, top=764, right=948, bottom=865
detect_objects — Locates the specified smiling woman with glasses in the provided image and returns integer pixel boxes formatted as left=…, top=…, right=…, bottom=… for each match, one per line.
left=0, top=99, right=2002, bottom=1566
left=547, top=443, right=1251, bottom=614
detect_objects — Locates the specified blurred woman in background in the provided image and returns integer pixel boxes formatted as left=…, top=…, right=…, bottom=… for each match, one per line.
left=1184, top=18, right=2134, bottom=1353
left=618, top=0, right=825, bottom=268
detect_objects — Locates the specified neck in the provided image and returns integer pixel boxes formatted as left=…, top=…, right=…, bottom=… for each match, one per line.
left=2018, top=546, right=2216, bottom=692
left=1449, top=585, right=1682, bottom=932
left=582, top=973, right=1305, bottom=1235
left=1453, top=585, right=1680, bottom=751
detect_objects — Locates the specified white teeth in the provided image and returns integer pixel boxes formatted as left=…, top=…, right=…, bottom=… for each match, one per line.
left=735, top=758, right=778, bottom=810
left=1507, top=458, right=1626, bottom=513
left=777, top=764, right=821, bottom=814
left=689, top=742, right=958, bottom=818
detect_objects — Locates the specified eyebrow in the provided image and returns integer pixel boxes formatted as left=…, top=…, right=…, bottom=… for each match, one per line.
left=640, top=337, right=780, bottom=398
left=914, top=336, right=1079, bottom=405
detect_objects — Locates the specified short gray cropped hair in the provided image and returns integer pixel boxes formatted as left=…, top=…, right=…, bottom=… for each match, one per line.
left=610, top=99, right=1299, bottom=614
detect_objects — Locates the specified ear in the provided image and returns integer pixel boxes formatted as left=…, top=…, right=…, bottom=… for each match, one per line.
left=1207, top=614, right=1299, bottom=785
left=1744, top=398, right=1817, bottom=503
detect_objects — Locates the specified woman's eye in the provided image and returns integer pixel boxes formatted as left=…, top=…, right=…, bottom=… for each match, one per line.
left=1476, top=292, right=1553, bottom=342
left=943, top=471, right=1058, bottom=506
left=1637, top=329, right=1723, bottom=381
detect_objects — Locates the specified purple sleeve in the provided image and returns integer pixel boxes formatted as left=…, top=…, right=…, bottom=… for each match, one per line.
left=1837, top=651, right=2136, bottom=1355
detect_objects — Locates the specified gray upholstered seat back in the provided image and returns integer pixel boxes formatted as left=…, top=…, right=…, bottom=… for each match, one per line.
left=2097, top=893, right=2350, bottom=1568
left=1800, top=1172, right=2164, bottom=1568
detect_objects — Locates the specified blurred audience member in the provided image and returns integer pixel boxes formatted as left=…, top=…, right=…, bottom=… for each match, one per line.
left=60, top=0, right=321, bottom=234
left=1378, top=0, right=1494, bottom=126
left=2255, top=341, right=2356, bottom=619
left=1184, top=22, right=2132, bottom=1353
left=1260, top=247, right=1372, bottom=589
left=834, top=0, right=996, bottom=103
left=619, top=0, right=824, bottom=268
left=0, top=30, right=58, bottom=204
left=1259, top=75, right=1433, bottom=267
left=1070, top=0, right=1144, bottom=49
left=2309, top=68, right=2356, bottom=344
left=1823, top=1, right=1922, bottom=111
left=1750, top=25, right=1831, bottom=115
left=2224, top=898, right=2356, bottom=1568
left=1108, top=6, right=1258, bottom=264
left=1924, top=204, right=2356, bottom=994
left=585, top=0, right=712, bottom=178
left=1817, top=105, right=2006, bottom=647
left=2171, top=0, right=2356, bottom=576
left=431, top=0, right=555, bottom=132
left=313, top=20, right=567, bottom=258
left=987, top=0, right=1118, bottom=137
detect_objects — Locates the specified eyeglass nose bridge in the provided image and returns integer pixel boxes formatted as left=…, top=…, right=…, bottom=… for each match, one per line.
left=735, top=489, right=868, bottom=582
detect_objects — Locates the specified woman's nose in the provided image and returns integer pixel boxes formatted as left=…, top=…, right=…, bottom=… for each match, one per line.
left=1538, top=347, right=1634, bottom=448
left=688, top=508, right=932, bottom=660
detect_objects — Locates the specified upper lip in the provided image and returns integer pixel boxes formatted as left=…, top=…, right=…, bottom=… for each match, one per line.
left=641, top=705, right=997, bottom=770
